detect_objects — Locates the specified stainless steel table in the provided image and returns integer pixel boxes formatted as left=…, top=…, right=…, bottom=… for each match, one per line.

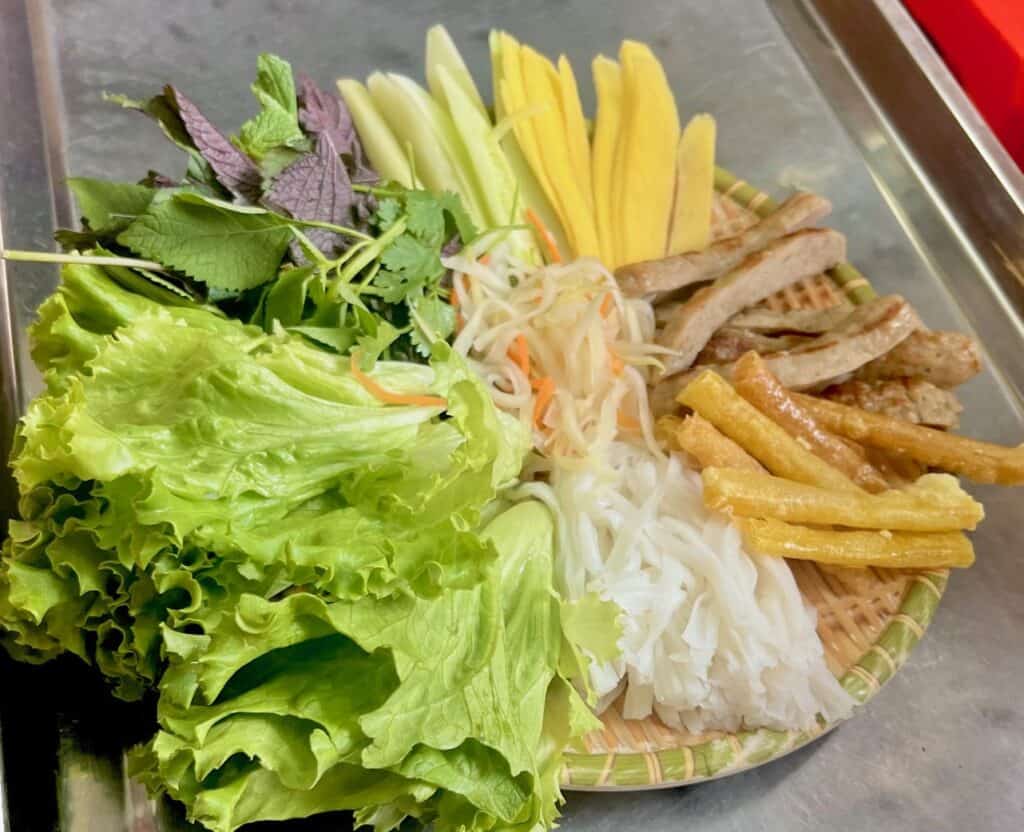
left=1, top=1, right=1022, bottom=830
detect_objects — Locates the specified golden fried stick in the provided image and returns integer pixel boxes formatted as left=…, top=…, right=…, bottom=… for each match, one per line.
left=677, top=370, right=860, bottom=492
left=737, top=517, right=975, bottom=569
left=862, top=445, right=927, bottom=489
left=793, top=392, right=1024, bottom=486
left=657, top=414, right=764, bottom=472
left=702, top=468, right=984, bottom=532
left=732, top=352, right=888, bottom=492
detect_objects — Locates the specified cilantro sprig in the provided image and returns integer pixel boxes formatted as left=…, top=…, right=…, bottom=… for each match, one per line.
left=255, top=186, right=476, bottom=364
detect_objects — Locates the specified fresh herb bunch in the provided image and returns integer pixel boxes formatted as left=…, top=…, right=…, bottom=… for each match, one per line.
left=54, top=53, right=476, bottom=364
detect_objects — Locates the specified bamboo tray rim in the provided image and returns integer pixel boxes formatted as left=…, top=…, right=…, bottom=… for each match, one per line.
left=561, top=168, right=949, bottom=791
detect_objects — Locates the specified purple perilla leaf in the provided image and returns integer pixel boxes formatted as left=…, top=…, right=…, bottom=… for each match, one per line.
left=264, top=132, right=355, bottom=259
left=168, top=87, right=262, bottom=203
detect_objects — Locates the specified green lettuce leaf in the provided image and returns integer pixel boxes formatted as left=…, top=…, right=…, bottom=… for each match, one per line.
left=129, top=502, right=587, bottom=832
left=3, top=263, right=530, bottom=700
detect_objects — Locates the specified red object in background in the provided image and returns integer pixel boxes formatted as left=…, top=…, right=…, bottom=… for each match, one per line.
left=904, top=0, right=1024, bottom=170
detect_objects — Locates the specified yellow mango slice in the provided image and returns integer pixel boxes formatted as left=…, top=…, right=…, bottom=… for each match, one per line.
left=490, top=31, right=570, bottom=261
left=591, top=56, right=621, bottom=267
left=499, top=38, right=555, bottom=213
left=609, top=46, right=638, bottom=267
left=519, top=45, right=600, bottom=258
left=517, top=46, right=571, bottom=241
left=557, top=55, right=594, bottom=215
left=616, top=41, right=680, bottom=265
left=668, top=114, right=717, bottom=255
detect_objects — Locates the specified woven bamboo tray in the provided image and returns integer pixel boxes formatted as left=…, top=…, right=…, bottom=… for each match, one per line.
left=561, top=168, right=948, bottom=790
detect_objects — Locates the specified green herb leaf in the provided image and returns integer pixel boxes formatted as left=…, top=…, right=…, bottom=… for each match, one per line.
left=372, top=197, right=402, bottom=231
left=67, top=179, right=155, bottom=233
left=436, top=190, right=478, bottom=246
left=55, top=228, right=111, bottom=252
left=117, top=193, right=292, bottom=290
left=236, top=54, right=307, bottom=160
left=258, top=146, right=305, bottom=179
left=254, top=264, right=318, bottom=328
left=355, top=316, right=402, bottom=368
left=376, top=236, right=443, bottom=303
left=405, top=190, right=446, bottom=247
left=288, top=325, right=354, bottom=352
left=409, top=292, right=455, bottom=357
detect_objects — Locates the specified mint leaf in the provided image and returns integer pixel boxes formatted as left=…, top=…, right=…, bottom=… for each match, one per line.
left=169, top=87, right=263, bottom=202
left=264, top=133, right=355, bottom=259
left=67, top=179, right=155, bottom=233
left=237, top=54, right=307, bottom=161
left=253, top=54, right=299, bottom=117
left=409, top=293, right=455, bottom=357
left=118, top=193, right=291, bottom=290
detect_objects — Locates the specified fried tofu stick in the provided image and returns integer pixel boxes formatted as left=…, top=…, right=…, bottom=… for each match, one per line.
left=737, top=517, right=975, bottom=569
left=677, top=370, right=861, bottom=492
left=793, top=393, right=1024, bottom=486
left=732, top=351, right=888, bottom=492
left=702, top=468, right=984, bottom=532
left=658, top=414, right=764, bottom=472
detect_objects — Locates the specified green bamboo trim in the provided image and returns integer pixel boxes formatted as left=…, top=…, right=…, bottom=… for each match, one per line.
left=563, top=171, right=949, bottom=790
left=713, top=166, right=878, bottom=306
left=713, top=167, right=779, bottom=215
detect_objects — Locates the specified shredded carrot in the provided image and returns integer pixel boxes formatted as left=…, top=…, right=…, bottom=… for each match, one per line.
left=450, top=286, right=464, bottom=332
left=526, top=209, right=563, bottom=264
left=600, top=292, right=614, bottom=318
left=478, top=253, right=492, bottom=266
left=508, top=334, right=530, bottom=377
left=608, top=346, right=625, bottom=376
left=350, top=352, right=447, bottom=409
left=617, top=411, right=640, bottom=431
left=533, top=377, right=556, bottom=426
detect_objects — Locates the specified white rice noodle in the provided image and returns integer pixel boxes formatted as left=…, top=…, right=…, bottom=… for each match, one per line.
left=517, top=442, right=854, bottom=734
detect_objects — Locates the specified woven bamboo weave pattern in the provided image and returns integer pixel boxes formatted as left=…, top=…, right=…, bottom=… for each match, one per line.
left=561, top=169, right=948, bottom=790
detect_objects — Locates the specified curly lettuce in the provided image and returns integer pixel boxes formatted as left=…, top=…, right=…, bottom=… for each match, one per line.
left=1, top=263, right=528, bottom=697
left=129, top=502, right=596, bottom=832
